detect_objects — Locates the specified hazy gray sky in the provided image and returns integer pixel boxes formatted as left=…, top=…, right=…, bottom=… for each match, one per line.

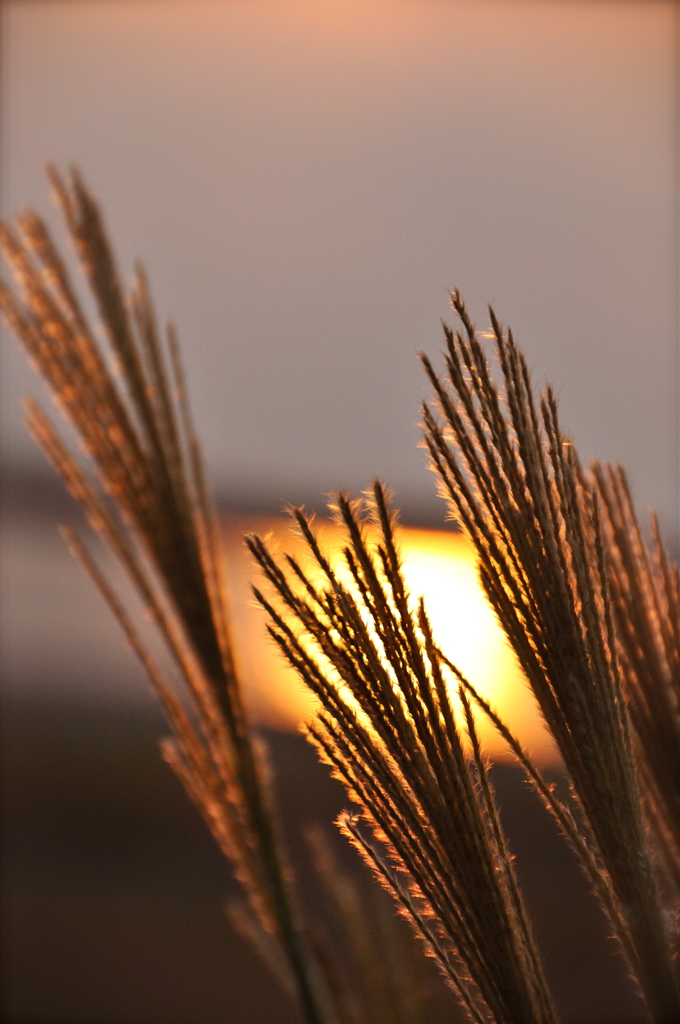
left=2, top=0, right=677, bottom=536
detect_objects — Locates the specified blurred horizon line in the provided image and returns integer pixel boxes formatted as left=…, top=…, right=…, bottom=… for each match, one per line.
left=3, top=457, right=677, bottom=552
left=0, top=459, right=461, bottom=533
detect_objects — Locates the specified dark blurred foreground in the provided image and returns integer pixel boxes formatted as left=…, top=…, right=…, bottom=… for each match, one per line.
left=1, top=689, right=649, bottom=1024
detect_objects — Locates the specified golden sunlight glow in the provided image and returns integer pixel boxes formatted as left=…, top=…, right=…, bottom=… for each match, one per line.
left=224, top=517, right=556, bottom=764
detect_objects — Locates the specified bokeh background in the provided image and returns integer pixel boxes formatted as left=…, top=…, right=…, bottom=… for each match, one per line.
left=1, top=2, right=677, bottom=1022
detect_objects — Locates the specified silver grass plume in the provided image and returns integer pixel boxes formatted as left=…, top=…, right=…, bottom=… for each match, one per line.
left=0, top=167, right=337, bottom=1024
left=420, top=292, right=679, bottom=1023
left=247, top=483, right=558, bottom=1024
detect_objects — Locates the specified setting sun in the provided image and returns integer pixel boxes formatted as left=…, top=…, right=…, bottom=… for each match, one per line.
left=225, top=516, right=556, bottom=763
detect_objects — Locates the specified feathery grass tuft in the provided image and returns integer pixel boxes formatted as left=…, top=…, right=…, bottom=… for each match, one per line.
left=0, top=167, right=337, bottom=1024
left=593, top=463, right=680, bottom=893
left=247, top=484, right=558, bottom=1024
left=420, top=292, right=679, bottom=1022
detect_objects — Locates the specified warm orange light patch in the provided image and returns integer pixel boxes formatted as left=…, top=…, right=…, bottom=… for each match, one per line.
left=224, top=516, right=556, bottom=764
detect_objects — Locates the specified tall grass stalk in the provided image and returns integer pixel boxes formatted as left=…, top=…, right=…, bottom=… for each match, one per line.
left=593, top=463, right=680, bottom=892
left=420, top=293, right=679, bottom=1021
left=0, top=168, right=336, bottom=1024
left=247, top=486, right=557, bottom=1024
